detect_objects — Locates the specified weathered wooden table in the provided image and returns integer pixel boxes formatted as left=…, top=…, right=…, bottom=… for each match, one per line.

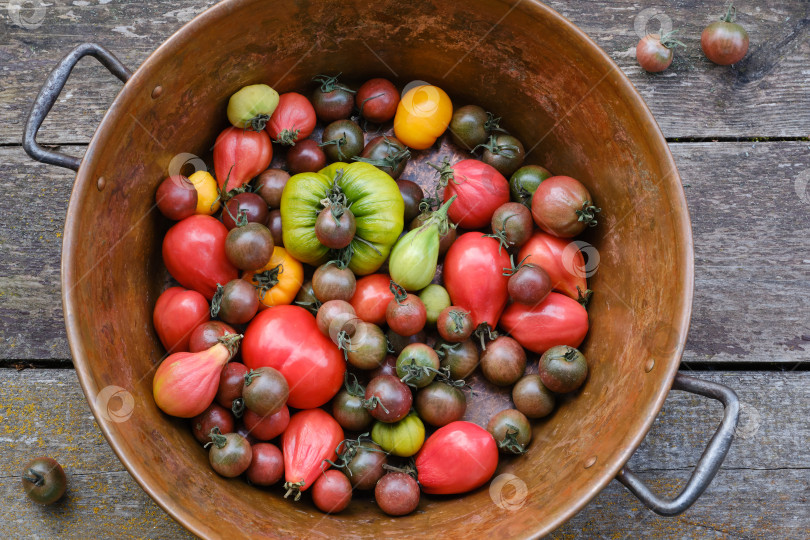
left=1, top=0, right=808, bottom=537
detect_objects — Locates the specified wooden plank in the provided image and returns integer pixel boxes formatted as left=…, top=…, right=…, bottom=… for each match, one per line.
left=0, top=370, right=807, bottom=537
left=2, top=141, right=808, bottom=363
left=1, top=0, right=808, bottom=144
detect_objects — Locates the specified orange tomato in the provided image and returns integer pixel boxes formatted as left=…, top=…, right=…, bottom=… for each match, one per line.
left=243, top=246, right=303, bottom=308
left=393, top=85, right=452, bottom=150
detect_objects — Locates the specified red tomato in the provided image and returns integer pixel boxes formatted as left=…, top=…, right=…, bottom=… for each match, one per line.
left=243, top=405, right=290, bottom=441
left=282, top=409, right=344, bottom=495
left=241, top=305, right=345, bottom=409
left=443, top=159, right=509, bottom=229
left=349, top=273, right=394, bottom=325
left=443, top=233, right=511, bottom=330
left=355, top=78, right=399, bottom=123
left=518, top=232, right=588, bottom=300
left=266, top=92, right=317, bottom=145
left=162, top=215, right=239, bottom=300
left=153, top=287, right=209, bottom=353
left=499, top=292, right=589, bottom=354
left=213, top=127, right=273, bottom=192
left=415, top=421, right=498, bottom=495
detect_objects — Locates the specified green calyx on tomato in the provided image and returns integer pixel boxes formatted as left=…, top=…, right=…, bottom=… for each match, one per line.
left=281, top=162, right=404, bottom=275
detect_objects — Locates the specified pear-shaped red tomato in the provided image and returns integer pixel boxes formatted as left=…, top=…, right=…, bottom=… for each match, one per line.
left=153, top=287, right=210, bottom=353
left=282, top=409, right=344, bottom=499
left=518, top=232, right=588, bottom=300
left=162, top=215, right=239, bottom=300
left=443, top=233, right=511, bottom=330
left=442, top=159, right=509, bottom=229
left=500, top=292, right=589, bottom=354
left=415, top=421, right=498, bottom=495
left=213, top=126, right=273, bottom=192
left=242, top=305, right=345, bottom=409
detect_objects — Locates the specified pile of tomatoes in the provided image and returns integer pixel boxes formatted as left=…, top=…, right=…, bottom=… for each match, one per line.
left=151, top=73, right=598, bottom=516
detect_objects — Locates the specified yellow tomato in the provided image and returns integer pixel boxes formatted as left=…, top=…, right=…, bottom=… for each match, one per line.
left=243, top=246, right=303, bottom=308
left=187, top=170, right=220, bottom=215
left=393, top=85, right=453, bottom=150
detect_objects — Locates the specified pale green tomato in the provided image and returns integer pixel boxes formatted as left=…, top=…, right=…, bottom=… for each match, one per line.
left=419, top=284, right=451, bottom=326
left=227, top=84, right=279, bottom=129
left=371, top=413, right=425, bottom=457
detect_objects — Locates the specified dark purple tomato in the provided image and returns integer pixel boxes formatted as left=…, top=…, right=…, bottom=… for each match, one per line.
left=312, top=469, right=353, bottom=513
left=312, top=74, right=355, bottom=123
left=364, top=374, right=413, bottom=423
left=189, top=320, right=238, bottom=353
left=207, top=429, right=252, bottom=477
left=156, top=175, right=197, bottom=220
left=480, top=133, right=525, bottom=177
left=346, top=322, right=387, bottom=370
left=508, top=263, right=552, bottom=306
left=216, top=362, right=249, bottom=411
left=396, top=179, right=424, bottom=222
left=636, top=33, right=676, bottom=72
left=266, top=209, right=283, bottom=247
left=316, top=300, right=356, bottom=336
left=357, top=136, right=411, bottom=179
left=246, top=442, right=284, bottom=486
left=370, top=355, right=398, bottom=379
left=192, top=403, right=236, bottom=444
left=410, top=212, right=456, bottom=255
left=254, top=169, right=290, bottom=209
left=487, top=409, right=532, bottom=455
left=356, top=78, right=399, bottom=123
left=21, top=457, right=67, bottom=505
left=222, top=192, right=269, bottom=230
left=286, top=138, right=327, bottom=174
left=225, top=222, right=274, bottom=271
left=531, top=175, right=600, bottom=238
left=315, top=206, right=356, bottom=249
left=386, top=294, right=427, bottom=337
left=242, top=366, right=289, bottom=417
left=449, top=104, right=490, bottom=150
left=243, top=405, right=290, bottom=441
left=437, top=339, right=479, bottom=380
left=491, top=202, right=533, bottom=249
left=480, top=336, right=526, bottom=386
left=294, top=279, right=318, bottom=314
left=212, top=279, right=259, bottom=325
left=321, top=119, right=364, bottom=162
left=344, top=441, right=387, bottom=490
left=396, top=343, right=441, bottom=388
left=510, top=165, right=552, bottom=207
left=313, top=263, right=357, bottom=302
left=386, top=328, right=426, bottom=356
left=375, top=472, right=419, bottom=516
left=333, top=388, right=374, bottom=432
left=512, top=374, right=555, bottom=419
left=701, top=9, right=749, bottom=65
left=539, top=345, right=588, bottom=393
left=415, top=381, right=466, bottom=426
left=437, top=306, right=474, bottom=343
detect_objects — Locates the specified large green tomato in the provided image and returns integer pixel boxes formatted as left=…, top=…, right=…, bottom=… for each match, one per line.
left=281, top=162, right=404, bottom=275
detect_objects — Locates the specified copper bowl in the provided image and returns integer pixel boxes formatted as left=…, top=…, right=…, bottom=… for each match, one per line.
left=23, top=0, right=739, bottom=537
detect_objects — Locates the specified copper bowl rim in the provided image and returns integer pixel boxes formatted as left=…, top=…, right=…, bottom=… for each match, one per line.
left=61, top=0, right=694, bottom=537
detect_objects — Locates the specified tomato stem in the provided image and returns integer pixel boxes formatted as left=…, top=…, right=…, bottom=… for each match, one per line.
left=204, top=427, right=228, bottom=449
left=23, top=470, right=45, bottom=487
left=361, top=395, right=390, bottom=415
left=382, top=462, right=418, bottom=479
left=274, top=128, right=300, bottom=146
left=389, top=280, right=408, bottom=304
left=231, top=397, right=245, bottom=418
left=246, top=114, right=270, bottom=132
left=473, top=323, right=499, bottom=350
left=217, top=332, right=243, bottom=359
left=252, top=265, right=284, bottom=296
left=502, top=254, right=535, bottom=276
left=353, top=136, right=411, bottom=173
left=576, top=286, right=593, bottom=308
left=484, top=111, right=507, bottom=134
left=312, top=72, right=356, bottom=94
left=448, top=309, right=470, bottom=334
left=497, top=426, right=527, bottom=455
left=659, top=30, right=687, bottom=50
left=283, top=481, right=305, bottom=501
left=575, top=200, right=601, bottom=227
left=319, top=134, right=349, bottom=160
left=473, top=134, right=520, bottom=157
left=357, top=93, right=384, bottom=121
left=210, top=283, right=224, bottom=318
left=343, top=372, right=366, bottom=398
left=720, top=2, right=736, bottom=23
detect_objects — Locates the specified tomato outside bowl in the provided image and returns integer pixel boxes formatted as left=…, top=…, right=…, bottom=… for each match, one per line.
left=56, top=0, right=692, bottom=538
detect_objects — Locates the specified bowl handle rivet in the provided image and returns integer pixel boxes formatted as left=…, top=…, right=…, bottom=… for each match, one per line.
left=644, top=358, right=655, bottom=373
left=584, top=456, right=598, bottom=469
left=151, top=85, right=163, bottom=99
left=96, top=176, right=106, bottom=191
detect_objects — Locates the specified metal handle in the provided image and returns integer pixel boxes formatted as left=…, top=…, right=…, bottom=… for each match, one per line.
left=617, top=372, right=740, bottom=516
left=22, top=43, right=132, bottom=171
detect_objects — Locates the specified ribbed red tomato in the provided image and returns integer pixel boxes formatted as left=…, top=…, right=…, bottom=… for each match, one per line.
left=213, top=126, right=273, bottom=192
left=499, top=292, right=589, bottom=354
left=442, top=159, right=509, bottom=229
left=415, top=421, right=498, bottom=495
left=266, top=92, right=317, bottom=145
left=518, top=231, right=588, bottom=300
left=153, top=286, right=209, bottom=353
left=162, top=215, right=239, bottom=300
left=349, top=273, right=394, bottom=325
left=443, top=233, right=511, bottom=331
left=241, top=305, right=345, bottom=409
left=282, top=409, right=344, bottom=498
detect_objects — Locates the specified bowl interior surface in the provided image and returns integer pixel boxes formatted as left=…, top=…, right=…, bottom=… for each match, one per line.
left=63, top=0, right=693, bottom=537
